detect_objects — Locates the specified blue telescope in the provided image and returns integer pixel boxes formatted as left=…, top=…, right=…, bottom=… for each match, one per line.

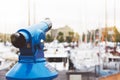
left=6, top=19, right=58, bottom=80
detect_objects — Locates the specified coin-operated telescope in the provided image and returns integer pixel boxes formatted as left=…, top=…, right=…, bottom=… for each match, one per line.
left=6, top=19, right=58, bottom=80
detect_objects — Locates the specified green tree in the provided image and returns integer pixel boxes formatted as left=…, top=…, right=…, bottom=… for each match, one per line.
left=113, top=26, right=120, bottom=42
left=65, top=31, right=74, bottom=43
left=45, top=34, right=53, bottom=42
left=87, top=31, right=91, bottom=43
left=69, top=32, right=74, bottom=38
left=74, top=32, right=80, bottom=42
left=58, top=32, right=63, bottom=36
left=66, top=36, right=72, bottom=43
left=57, top=32, right=64, bottom=42
left=91, top=31, right=94, bottom=42
left=107, top=34, right=111, bottom=41
left=58, top=36, right=64, bottom=42
left=104, top=27, right=108, bottom=41
left=82, top=33, right=85, bottom=42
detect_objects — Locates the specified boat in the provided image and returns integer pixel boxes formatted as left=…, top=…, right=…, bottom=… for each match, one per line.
left=0, top=42, right=18, bottom=70
left=0, top=58, right=14, bottom=71
left=44, top=48, right=69, bottom=71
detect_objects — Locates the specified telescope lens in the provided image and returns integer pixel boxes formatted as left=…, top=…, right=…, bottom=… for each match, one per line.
left=11, top=33, right=26, bottom=48
left=44, top=18, right=52, bottom=31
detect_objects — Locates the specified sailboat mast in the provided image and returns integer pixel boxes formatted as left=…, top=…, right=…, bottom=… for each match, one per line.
left=33, top=0, right=36, bottom=24
left=28, top=0, right=30, bottom=26
left=105, top=0, right=107, bottom=28
left=105, top=0, right=108, bottom=42
left=114, top=0, right=116, bottom=26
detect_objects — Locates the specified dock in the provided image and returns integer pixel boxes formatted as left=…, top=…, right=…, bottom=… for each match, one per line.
left=1, top=69, right=120, bottom=80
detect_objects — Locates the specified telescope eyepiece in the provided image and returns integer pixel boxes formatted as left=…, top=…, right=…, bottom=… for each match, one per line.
left=11, top=33, right=26, bottom=48
left=44, top=18, right=52, bottom=31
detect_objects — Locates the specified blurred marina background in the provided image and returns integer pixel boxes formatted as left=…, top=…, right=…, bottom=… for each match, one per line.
left=0, top=0, right=120, bottom=80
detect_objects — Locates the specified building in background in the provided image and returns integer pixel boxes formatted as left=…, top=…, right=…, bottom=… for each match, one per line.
left=47, top=25, right=74, bottom=40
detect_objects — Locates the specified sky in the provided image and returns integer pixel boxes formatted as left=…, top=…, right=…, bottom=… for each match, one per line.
left=0, top=0, right=120, bottom=34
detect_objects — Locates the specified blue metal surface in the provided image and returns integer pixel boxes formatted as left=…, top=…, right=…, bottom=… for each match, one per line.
left=6, top=20, right=58, bottom=80
left=18, top=21, right=49, bottom=59
left=6, top=58, right=58, bottom=80
left=95, top=66, right=118, bottom=77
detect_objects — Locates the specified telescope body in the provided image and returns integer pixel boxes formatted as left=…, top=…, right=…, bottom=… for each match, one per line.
left=6, top=20, right=58, bottom=80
